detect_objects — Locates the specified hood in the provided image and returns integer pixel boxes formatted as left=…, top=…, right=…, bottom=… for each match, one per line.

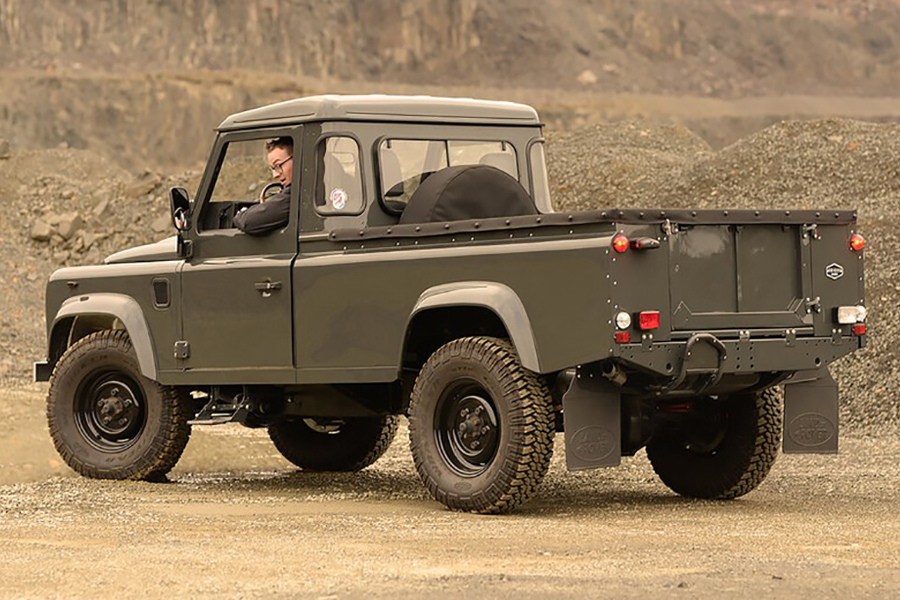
left=104, top=236, right=179, bottom=264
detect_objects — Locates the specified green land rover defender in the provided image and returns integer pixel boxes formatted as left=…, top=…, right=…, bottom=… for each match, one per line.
left=35, top=95, right=867, bottom=513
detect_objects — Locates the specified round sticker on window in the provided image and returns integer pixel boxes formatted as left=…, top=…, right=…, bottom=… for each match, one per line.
left=329, top=188, right=348, bottom=211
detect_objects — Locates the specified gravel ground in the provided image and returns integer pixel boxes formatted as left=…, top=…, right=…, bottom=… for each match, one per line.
left=2, top=385, right=900, bottom=599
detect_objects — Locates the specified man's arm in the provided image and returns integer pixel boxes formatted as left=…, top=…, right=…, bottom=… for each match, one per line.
left=233, top=188, right=291, bottom=235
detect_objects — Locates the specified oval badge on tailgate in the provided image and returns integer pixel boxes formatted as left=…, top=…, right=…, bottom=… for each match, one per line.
left=788, top=412, right=836, bottom=448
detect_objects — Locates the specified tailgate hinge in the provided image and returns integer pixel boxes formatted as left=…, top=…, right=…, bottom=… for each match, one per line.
left=802, top=223, right=820, bottom=240
left=805, top=296, right=822, bottom=314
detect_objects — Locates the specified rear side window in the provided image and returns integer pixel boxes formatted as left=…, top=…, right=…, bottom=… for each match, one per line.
left=379, top=139, right=518, bottom=211
left=529, top=141, right=553, bottom=213
left=315, top=136, right=364, bottom=215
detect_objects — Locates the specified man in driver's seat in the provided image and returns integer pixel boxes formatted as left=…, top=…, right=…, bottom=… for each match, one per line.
left=234, top=137, right=293, bottom=235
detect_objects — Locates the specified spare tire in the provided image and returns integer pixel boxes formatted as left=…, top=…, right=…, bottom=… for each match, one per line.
left=398, top=164, right=537, bottom=224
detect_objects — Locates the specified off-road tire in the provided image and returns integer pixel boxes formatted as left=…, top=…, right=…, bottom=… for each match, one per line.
left=647, top=387, right=782, bottom=499
left=47, top=330, right=191, bottom=480
left=268, top=415, right=399, bottom=472
left=408, top=336, right=556, bottom=514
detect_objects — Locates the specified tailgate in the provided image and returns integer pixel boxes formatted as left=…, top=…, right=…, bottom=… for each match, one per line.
left=667, top=218, right=861, bottom=332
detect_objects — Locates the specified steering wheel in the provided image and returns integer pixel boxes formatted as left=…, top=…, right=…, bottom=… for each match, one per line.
left=259, top=182, right=284, bottom=203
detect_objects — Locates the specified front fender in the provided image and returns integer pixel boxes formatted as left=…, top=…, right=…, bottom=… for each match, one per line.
left=50, top=293, right=158, bottom=380
left=409, top=282, right=541, bottom=372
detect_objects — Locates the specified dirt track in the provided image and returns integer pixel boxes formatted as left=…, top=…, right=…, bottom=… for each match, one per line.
left=2, top=384, right=899, bottom=599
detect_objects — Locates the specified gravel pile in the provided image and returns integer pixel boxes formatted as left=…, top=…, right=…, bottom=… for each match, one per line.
left=0, top=148, right=198, bottom=384
left=548, top=118, right=900, bottom=434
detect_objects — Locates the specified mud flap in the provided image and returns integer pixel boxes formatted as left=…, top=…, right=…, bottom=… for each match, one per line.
left=783, top=368, right=839, bottom=454
left=562, top=369, right=621, bottom=470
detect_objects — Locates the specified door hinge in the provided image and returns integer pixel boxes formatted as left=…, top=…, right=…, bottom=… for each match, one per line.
left=174, top=341, right=191, bottom=359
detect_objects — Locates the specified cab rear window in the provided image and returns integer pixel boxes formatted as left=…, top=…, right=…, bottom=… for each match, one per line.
left=378, top=139, right=517, bottom=211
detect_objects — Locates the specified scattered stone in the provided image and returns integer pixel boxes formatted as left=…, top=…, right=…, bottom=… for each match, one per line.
left=92, top=198, right=110, bottom=216
left=0, top=139, right=10, bottom=159
left=125, top=174, right=161, bottom=198
left=52, top=250, right=70, bottom=263
left=81, top=232, right=101, bottom=251
left=45, top=212, right=63, bottom=226
left=151, top=215, right=171, bottom=233
left=57, top=214, right=83, bottom=240
left=576, top=69, right=598, bottom=85
left=30, top=220, right=53, bottom=242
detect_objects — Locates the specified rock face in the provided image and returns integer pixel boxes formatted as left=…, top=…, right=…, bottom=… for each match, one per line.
left=1, top=0, right=899, bottom=97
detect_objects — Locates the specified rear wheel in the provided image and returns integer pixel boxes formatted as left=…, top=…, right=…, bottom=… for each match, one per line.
left=408, top=337, right=555, bottom=514
left=647, top=387, right=781, bottom=499
left=47, top=330, right=191, bottom=480
left=268, top=415, right=399, bottom=472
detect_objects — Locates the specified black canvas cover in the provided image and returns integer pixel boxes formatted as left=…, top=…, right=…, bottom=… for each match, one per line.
left=398, top=165, right=537, bottom=224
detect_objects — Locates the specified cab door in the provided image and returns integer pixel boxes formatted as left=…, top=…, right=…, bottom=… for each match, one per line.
left=178, top=128, right=300, bottom=383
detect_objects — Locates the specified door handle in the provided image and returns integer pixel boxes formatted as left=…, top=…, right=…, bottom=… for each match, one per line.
left=254, top=281, right=282, bottom=297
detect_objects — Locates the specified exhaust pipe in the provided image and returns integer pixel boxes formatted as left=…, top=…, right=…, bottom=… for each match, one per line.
left=600, top=361, right=627, bottom=386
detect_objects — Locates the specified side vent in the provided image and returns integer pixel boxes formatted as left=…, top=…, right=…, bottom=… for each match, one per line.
left=152, top=278, right=170, bottom=309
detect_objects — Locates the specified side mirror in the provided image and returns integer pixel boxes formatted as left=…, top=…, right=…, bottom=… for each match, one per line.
left=169, top=187, right=192, bottom=232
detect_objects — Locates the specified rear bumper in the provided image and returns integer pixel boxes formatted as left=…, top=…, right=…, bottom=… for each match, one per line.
left=615, top=334, right=864, bottom=378
left=33, top=361, right=52, bottom=382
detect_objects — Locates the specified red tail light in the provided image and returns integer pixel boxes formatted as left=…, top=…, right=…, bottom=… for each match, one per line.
left=854, top=324, right=867, bottom=336
left=612, top=234, right=629, bottom=253
left=638, top=311, right=660, bottom=330
left=615, top=331, right=631, bottom=343
left=850, top=233, right=866, bottom=251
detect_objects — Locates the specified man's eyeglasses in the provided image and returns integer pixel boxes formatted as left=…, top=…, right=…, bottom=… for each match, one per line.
left=270, top=156, right=292, bottom=175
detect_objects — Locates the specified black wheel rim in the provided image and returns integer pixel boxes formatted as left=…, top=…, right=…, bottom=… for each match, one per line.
left=73, top=369, right=147, bottom=453
left=302, top=418, right=343, bottom=435
left=434, top=379, right=500, bottom=477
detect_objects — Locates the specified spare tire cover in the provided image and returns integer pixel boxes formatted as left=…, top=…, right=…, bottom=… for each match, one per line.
left=398, top=165, right=538, bottom=224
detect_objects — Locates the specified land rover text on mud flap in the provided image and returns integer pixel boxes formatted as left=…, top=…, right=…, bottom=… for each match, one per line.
left=35, top=95, right=867, bottom=513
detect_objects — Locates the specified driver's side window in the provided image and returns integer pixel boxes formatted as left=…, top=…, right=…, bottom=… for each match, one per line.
left=199, top=139, right=274, bottom=232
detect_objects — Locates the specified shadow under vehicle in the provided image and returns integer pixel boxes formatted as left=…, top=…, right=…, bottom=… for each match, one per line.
left=34, top=95, right=868, bottom=513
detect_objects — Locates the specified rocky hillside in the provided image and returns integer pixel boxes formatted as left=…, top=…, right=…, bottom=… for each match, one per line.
left=3, top=0, right=900, bottom=98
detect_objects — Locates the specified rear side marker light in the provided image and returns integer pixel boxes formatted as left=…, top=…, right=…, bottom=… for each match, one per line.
left=638, top=311, right=660, bottom=330
left=612, top=234, right=629, bottom=253
left=854, top=324, right=867, bottom=336
left=849, top=233, right=866, bottom=251
left=632, top=237, right=661, bottom=250
left=615, top=332, right=631, bottom=343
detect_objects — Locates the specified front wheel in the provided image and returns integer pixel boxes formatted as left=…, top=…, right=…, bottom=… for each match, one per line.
left=47, top=330, right=192, bottom=480
left=408, top=337, right=556, bottom=514
left=647, top=387, right=782, bottom=499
